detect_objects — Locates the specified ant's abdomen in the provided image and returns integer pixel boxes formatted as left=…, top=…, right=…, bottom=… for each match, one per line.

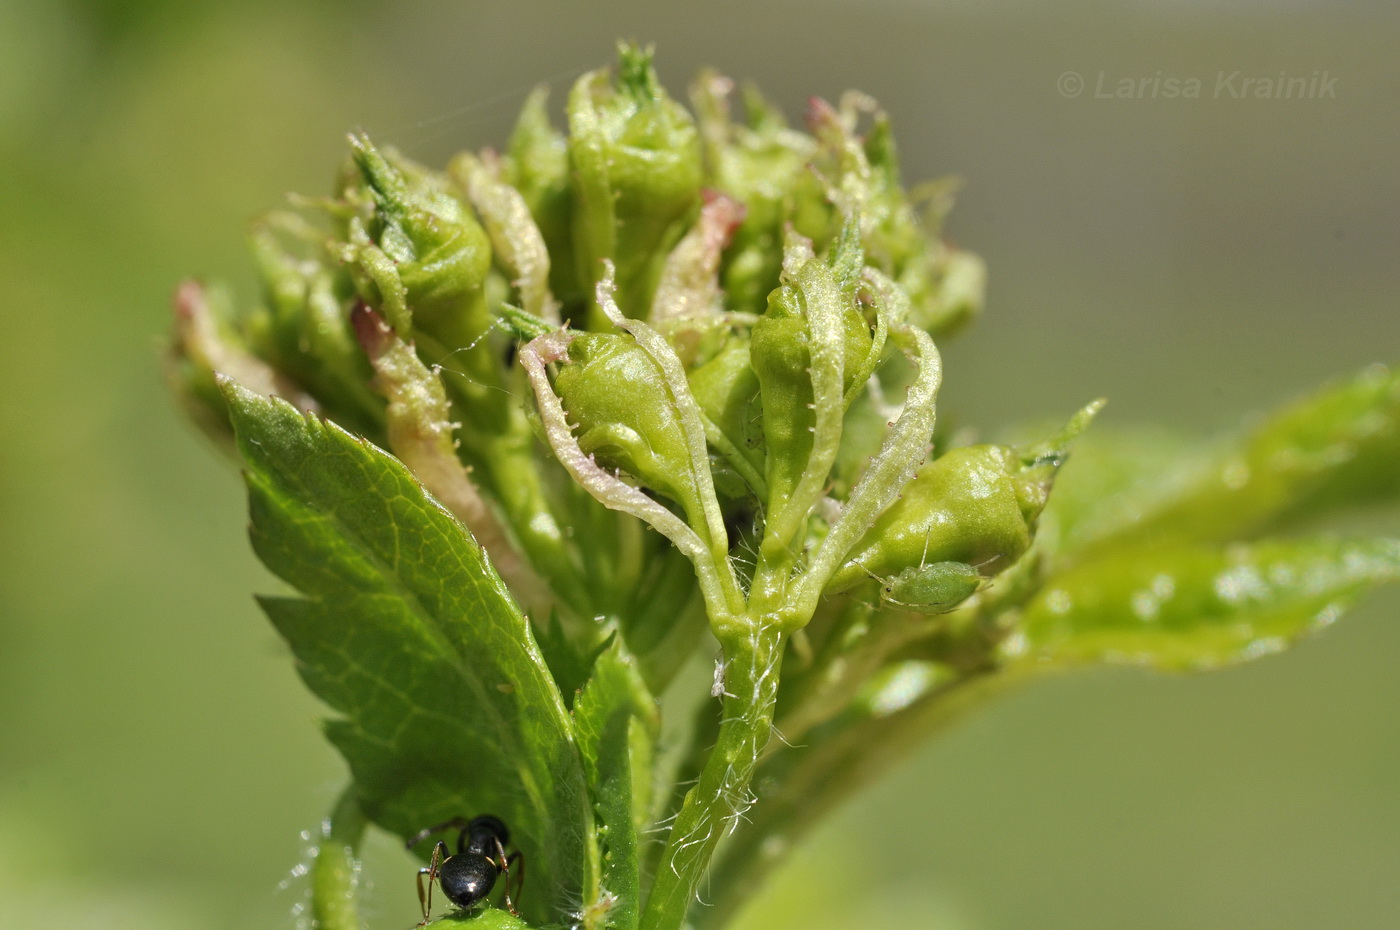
left=439, top=854, right=497, bottom=908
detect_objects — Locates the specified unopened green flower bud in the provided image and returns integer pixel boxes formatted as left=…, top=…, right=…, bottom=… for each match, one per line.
left=503, top=86, right=580, bottom=305
left=799, top=96, right=976, bottom=337
left=343, top=133, right=493, bottom=343
left=832, top=403, right=1102, bottom=593
left=838, top=445, right=1041, bottom=587
left=750, top=239, right=877, bottom=512
left=167, top=279, right=317, bottom=445
left=244, top=215, right=382, bottom=436
left=341, top=133, right=512, bottom=433
left=687, top=336, right=766, bottom=498
left=568, top=43, right=702, bottom=323
left=691, top=72, right=814, bottom=315
left=918, top=246, right=986, bottom=336
left=554, top=332, right=702, bottom=523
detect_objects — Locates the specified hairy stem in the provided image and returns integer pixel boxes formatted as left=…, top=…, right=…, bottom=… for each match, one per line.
left=641, top=625, right=786, bottom=930
left=311, top=787, right=365, bottom=930
left=699, top=670, right=1015, bottom=930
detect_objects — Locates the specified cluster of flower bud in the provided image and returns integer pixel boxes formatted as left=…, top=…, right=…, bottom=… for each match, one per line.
left=171, top=43, right=1086, bottom=646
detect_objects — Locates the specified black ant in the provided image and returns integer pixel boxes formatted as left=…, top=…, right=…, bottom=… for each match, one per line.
left=405, top=814, right=524, bottom=925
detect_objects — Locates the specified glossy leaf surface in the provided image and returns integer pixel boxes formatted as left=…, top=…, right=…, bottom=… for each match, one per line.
left=1014, top=536, right=1400, bottom=669
left=224, top=380, right=594, bottom=925
left=1055, top=365, right=1400, bottom=556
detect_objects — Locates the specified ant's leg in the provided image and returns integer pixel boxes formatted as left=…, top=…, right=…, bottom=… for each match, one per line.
left=489, top=838, right=517, bottom=915
left=405, top=818, right=473, bottom=851
left=415, top=841, right=447, bottom=927
left=502, top=850, right=525, bottom=915
left=415, top=867, right=433, bottom=927
left=490, top=838, right=525, bottom=916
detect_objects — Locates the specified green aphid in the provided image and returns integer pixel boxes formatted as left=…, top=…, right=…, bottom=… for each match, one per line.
left=857, top=528, right=984, bottom=615
left=868, top=559, right=982, bottom=614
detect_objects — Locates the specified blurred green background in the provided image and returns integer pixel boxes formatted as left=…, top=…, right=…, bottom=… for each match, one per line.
left=2, top=1, right=1397, bottom=928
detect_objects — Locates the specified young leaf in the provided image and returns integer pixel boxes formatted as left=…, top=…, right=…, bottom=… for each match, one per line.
left=1035, top=427, right=1206, bottom=556
left=573, top=640, right=659, bottom=930
left=1010, top=536, right=1400, bottom=670
left=1065, top=365, right=1400, bottom=555
left=221, top=378, right=596, bottom=924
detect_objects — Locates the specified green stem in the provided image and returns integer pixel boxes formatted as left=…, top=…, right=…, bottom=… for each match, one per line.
left=311, top=787, right=366, bottom=930
left=640, top=626, right=786, bottom=930
left=698, top=670, right=1016, bottom=930
left=775, top=601, right=928, bottom=746
left=699, top=410, right=768, bottom=500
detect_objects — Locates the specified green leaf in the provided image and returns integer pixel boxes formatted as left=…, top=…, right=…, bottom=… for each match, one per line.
left=1036, top=426, right=1207, bottom=554
left=534, top=611, right=603, bottom=711
left=1062, top=365, right=1400, bottom=555
left=429, top=909, right=540, bottom=928
left=1238, top=364, right=1400, bottom=521
left=1011, top=536, right=1400, bottom=670
left=572, top=640, right=658, bottom=930
left=221, top=379, right=596, bottom=925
